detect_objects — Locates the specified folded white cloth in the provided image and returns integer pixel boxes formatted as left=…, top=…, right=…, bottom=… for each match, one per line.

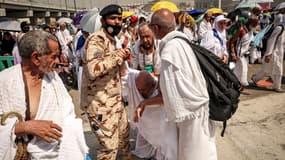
left=58, top=117, right=89, bottom=160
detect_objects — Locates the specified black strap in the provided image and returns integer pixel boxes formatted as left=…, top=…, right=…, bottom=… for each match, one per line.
left=237, top=36, right=242, bottom=57
left=237, top=27, right=248, bottom=57
left=141, top=47, right=155, bottom=70
left=221, top=121, right=227, bottom=137
left=22, top=70, right=31, bottom=121
left=21, top=68, right=34, bottom=141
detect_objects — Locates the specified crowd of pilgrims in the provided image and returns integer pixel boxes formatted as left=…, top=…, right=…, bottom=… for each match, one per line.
left=0, top=6, right=284, bottom=92
left=0, top=4, right=284, bottom=160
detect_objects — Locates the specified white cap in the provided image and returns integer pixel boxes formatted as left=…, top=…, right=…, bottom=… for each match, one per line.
left=214, top=15, right=229, bottom=23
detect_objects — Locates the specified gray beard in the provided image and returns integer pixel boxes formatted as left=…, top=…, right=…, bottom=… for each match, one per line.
left=142, top=44, right=152, bottom=50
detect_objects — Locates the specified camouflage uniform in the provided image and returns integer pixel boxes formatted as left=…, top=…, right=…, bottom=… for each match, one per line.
left=81, top=28, right=131, bottom=160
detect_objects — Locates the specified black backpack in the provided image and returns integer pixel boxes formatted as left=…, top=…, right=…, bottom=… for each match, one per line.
left=176, top=36, right=242, bottom=136
left=261, top=24, right=284, bottom=53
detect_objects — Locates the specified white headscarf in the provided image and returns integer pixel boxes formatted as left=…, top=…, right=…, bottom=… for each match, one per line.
left=213, top=15, right=228, bottom=44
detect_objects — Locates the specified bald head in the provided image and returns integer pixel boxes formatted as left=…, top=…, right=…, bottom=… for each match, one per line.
left=150, top=8, right=176, bottom=39
left=136, top=70, right=155, bottom=88
left=151, top=9, right=176, bottom=28
left=135, top=71, right=156, bottom=98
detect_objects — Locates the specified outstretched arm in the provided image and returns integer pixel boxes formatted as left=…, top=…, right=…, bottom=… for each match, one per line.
left=134, top=91, right=163, bottom=122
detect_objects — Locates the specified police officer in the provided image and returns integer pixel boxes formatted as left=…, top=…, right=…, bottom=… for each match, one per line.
left=80, top=4, right=132, bottom=160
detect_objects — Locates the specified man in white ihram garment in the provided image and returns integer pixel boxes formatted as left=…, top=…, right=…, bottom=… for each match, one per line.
left=177, top=12, right=198, bottom=42
left=128, top=70, right=177, bottom=160
left=233, top=18, right=258, bottom=87
left=135, top=9, right=217, bottom=160
left=198, top=12, right=213, bottom=40
left=0, top=30, right=88, bottom=160
left=55, top=22, right=74, bottom=62
left=200, top=15, right=229, bottom=63
left=132, top=22, right=161, bottom=75
left=252, top=11, right=285, bottom=93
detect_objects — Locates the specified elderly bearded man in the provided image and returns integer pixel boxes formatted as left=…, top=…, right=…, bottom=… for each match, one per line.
left=80, top=4, right=132, bottom=160
left=136, top=9, right=217, bottom=160
left=132, top=22, right=161, bottom=75
left=0, top=30, right=88, bottom=160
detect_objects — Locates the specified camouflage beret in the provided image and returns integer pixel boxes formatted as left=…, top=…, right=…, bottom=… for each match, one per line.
left=100, top=4, right=123, bottom=18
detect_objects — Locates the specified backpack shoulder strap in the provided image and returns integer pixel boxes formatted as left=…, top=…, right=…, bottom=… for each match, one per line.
left=173, top=36, right=239, bottom=137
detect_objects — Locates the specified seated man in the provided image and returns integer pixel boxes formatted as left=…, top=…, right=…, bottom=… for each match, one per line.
left=127, top=70, right=177, bottom=160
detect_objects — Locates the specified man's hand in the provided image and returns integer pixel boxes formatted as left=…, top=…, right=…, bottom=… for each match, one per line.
left=134, top=92, right=163, bottom=122
left=117, top=48, right=131, bottom=60
left=264, top=55, right=271, bottom=63
left=134, top=101, right=146, bottom=122
left=15, top=120, right=62, bottom=143
left=222, top=55, right=228, bottom=64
